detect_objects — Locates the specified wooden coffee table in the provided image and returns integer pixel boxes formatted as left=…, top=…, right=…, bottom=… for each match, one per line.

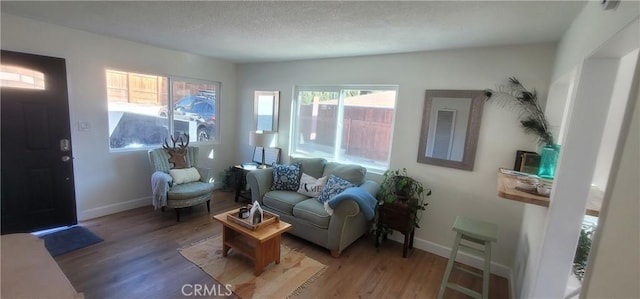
left=213, top=208, right=292, bottom=276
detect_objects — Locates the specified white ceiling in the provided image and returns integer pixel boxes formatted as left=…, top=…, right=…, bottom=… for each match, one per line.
left=1, top=1, right=587, bottom=64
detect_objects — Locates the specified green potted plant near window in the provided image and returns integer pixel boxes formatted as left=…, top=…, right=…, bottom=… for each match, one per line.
left=374, top=168, right=431, bottom=254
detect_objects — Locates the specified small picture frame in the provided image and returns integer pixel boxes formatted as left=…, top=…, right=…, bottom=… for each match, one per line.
left=252, top=147, right=281, bottom=166
left=514, top=150, right=540, bottom=174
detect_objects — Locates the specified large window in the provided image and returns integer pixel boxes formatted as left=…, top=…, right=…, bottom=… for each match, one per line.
left=292, top=85, right=397, bottom=171
left=106, top=69, right=220, bottom=150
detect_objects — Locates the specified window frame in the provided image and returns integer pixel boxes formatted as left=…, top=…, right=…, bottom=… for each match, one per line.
left=106, top=69, right=221, bottom=152
left=291, top=84, right=398, bottom=173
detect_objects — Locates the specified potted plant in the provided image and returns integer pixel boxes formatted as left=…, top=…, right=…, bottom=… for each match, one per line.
left=573, top=223, right=595, bottom=281
left=374, top=168, right=431, bottom=247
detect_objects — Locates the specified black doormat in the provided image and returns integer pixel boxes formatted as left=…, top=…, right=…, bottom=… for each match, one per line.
left=39, top=226, right=103, bottom=257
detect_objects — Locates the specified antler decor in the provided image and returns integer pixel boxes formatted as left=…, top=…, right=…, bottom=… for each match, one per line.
left=162, top=133, right=190, bottom=169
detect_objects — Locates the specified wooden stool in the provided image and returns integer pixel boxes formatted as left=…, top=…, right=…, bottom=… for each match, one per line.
left=437, top=216, right=498, bottom=299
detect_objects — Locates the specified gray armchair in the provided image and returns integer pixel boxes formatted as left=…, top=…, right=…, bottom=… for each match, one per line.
left=148, top=146, right=214, bottom=221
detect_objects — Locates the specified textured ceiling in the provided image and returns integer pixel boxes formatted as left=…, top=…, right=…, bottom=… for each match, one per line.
left=1, top=1, right=586, bottom=63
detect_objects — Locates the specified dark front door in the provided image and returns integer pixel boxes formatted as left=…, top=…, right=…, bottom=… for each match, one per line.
left=1, top=50, right=77, bottom=234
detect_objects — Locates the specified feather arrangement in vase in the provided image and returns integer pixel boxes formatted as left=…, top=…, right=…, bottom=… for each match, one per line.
left=485, top=77, right=560, bottom=178
left=484, top=77, right=554, bottom=146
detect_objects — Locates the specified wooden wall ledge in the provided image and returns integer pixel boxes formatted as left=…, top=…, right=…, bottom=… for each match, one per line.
left=496, top=169, right=601, bottom=217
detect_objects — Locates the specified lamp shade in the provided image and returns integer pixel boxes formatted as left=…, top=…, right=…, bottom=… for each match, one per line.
left=249, top=131, right=277, bottom=148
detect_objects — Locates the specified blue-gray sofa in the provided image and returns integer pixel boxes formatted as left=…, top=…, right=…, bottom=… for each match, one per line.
left=246, top=157, right=380, bottom=257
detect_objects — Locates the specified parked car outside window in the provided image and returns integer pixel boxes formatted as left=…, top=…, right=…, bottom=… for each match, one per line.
left=159, top=94, right=216, bottom=141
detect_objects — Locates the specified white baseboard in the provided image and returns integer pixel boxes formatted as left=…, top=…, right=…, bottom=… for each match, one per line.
left=77, top=196, right=150, bottom=221
left=387, top=233, right=512, bottom=279
left=77, top=184, right=225, bottom=221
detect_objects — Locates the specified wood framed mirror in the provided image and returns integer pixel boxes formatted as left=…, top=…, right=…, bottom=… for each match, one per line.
left=417, top=90, right=485, bottom=171
left=254, top=91, right=279, bottom=132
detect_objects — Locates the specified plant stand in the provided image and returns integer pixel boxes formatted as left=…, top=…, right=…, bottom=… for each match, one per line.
left=375, top=201, right=416, bottom=258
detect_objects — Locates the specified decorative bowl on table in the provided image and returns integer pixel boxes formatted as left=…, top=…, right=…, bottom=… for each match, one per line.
left=536, top=184, right=552, bottom=196
left=515, top=177, right=539, bottom=191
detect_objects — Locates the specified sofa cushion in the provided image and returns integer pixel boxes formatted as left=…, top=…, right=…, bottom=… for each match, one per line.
left=271, top=163, right=302, bottom=191
left=292, top=198, right=331, bottom=229
left=322, top=162, right=366, bottom=186
left=291, top=157, right=326, bottom=179
left=297, top=173, right=328, bottom=197
left=168, top=181, right=214, bottom=200
left=317, top=175, right=356, bottom=204
left=262, top=190, right=308, bottom=215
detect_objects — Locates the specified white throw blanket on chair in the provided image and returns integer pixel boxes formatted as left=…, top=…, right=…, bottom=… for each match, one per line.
left=151, top=171, right=172, bottom=210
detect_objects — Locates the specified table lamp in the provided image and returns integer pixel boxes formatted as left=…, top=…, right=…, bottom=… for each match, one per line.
left=249, top=131, right=277, bottom=168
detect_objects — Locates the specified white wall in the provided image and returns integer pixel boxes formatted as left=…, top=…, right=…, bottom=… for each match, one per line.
left=512, top=204, right=549, bottom=298
left=551, top=1, right=640, bottom=82
left=1, top=13, right=239, bottom=220
left=592, top=50, right=639, bottom=189
left=522, top=1, right=639, bottom=296
left=237, top=44, right=557, bottom=274
left=533, top=56, right=621, bottom=298
left=583, top=69, right=640, bottom=298
left=514, top=67, right=580, bottom=298
left=545, top=69, right=577, bottom=144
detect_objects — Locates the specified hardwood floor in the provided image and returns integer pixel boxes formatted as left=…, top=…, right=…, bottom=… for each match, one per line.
left=55, top=190, right=509, bottom=298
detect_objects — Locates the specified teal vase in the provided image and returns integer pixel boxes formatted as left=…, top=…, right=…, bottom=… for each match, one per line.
left=538, top=144, right=560, bottom=179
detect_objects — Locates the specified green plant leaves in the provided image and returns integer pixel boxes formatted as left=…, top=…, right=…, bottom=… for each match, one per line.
left=573, top=223, right=595, bottom=281
left=374, top=168, right=432, bottom=235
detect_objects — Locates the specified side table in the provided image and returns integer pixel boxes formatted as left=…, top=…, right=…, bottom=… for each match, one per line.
left=375, top=201, right=416, bottom=258
left=232, top=165, right=271, bottom=202
left=213, top=208, right=292, bottom=276
left=232, top=165, right=253, bottom=202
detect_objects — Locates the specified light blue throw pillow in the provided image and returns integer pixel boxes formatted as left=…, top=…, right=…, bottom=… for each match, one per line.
left=271, top=163, right=302, bottom=191
left=317, top=174, right=356, bottom=204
